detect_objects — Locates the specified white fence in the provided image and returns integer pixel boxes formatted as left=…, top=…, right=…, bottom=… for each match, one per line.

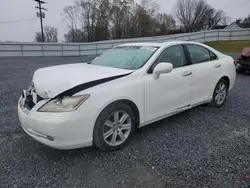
left=0, top=29, right=250, bottom=57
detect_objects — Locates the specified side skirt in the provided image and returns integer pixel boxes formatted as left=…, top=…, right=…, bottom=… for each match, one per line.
left=139, top=99, right=211, bottom=128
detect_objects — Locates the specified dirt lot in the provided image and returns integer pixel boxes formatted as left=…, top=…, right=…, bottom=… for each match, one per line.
left=0, top=57, right=250, bottom=188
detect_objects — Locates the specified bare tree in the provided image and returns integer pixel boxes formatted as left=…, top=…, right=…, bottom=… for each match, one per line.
left=35, top=32, right=43, bottom=42
left=235, top=14, right=250, bottom=28
left=243, top=15, right=250, bottom=24
left=220, top=16, right=231, bottom=25
left=236, top=14, right=250, bottom=24
left=174, top=0, right=207, bottom=32
left=63, top=5, right=79, bottom=42
left=206, top=8, right=230, bottom=29
left=94, top=0, right=112, bottom=41
left=75, top=0, right=95, bottom=42
left=64, top=29, right=85, bottom=42
left=110, top=0, right=128, bottom=39
left=155, top=13, right=176, bottom=35
left=62, top=0, right=230, bottom=41
left=63, top=0, right=235, bottom=41
left=35, top=26, right=58, bottom=42
left=174, top=0, right=228, bottom=32
left=110, top=0, right=139, bottom=39
left=135, top=0, right=160, bottom=37
left=63, top=0, right=163, bottom=41
left=44, top=26, right=58, bottom=42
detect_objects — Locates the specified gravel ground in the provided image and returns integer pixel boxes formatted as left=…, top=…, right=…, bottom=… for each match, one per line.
left=0, top=57, right=250, bottom=188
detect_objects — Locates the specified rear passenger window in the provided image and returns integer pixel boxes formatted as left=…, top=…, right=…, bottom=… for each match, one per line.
left=186, top=44, right=211, bottom=64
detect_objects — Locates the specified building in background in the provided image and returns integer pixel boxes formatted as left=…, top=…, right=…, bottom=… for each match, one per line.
left=213, top=22, right=250, bottom=30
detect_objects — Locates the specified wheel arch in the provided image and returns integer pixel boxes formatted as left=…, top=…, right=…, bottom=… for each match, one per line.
left=208, top=75, right=230, bottom=108
left=117, top=99, right=140, bottom=128
left=220, top=76, right=230, bottom=88
left=209, top=75, right=230, bottom=99
left=92, top=99, right=141, bottom=149
left=95, top=99, right=140, bottom=129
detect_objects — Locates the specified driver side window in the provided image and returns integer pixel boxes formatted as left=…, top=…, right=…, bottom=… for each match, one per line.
left=152, top=45, right=186, bottom=71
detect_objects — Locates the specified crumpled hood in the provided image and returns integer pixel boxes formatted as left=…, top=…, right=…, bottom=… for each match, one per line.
left=33, top=63, right=133, bottom=98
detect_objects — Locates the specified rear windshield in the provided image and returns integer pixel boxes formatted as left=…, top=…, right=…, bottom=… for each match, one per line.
left=91, top=46, right=158, bottom=70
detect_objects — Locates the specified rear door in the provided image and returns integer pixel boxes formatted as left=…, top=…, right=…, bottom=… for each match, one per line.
left=184, top=44, right=222, bottom=105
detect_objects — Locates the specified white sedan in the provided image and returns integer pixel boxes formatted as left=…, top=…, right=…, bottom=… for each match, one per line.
left=18, top=41, right=236, bottom=151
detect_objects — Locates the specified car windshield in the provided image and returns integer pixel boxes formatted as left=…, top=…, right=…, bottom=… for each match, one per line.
left=91, top=46, right=158, bottom=70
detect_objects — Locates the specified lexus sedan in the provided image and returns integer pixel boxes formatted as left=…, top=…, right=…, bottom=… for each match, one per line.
left=18, top=41, right=236, bottom=151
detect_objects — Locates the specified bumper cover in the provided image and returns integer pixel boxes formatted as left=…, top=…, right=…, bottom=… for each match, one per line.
left=18, top=99, right=93, bottom=149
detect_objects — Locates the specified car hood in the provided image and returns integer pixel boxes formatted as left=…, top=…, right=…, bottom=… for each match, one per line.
left=33, top=63, right=133, bottom=98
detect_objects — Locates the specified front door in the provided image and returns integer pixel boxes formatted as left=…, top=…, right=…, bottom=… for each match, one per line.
left=144, top=45, right=192, bottom=122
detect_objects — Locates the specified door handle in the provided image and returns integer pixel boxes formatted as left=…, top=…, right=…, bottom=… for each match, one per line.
left=183, top=71, right=192, bottom=76
left=215, top=64, right=221, bottom=68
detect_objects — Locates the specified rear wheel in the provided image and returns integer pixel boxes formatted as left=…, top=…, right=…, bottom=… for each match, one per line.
left=208, top=79, right=228, bottom=108
left=93, top=103, right=136, bottom=151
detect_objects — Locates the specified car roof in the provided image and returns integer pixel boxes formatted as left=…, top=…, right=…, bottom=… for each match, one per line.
left=118, top=41, right=201, bottom=48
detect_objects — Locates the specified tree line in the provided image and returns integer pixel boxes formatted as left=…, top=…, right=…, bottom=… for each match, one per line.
left=35, top=0, right=250, bottom=43
left=35, top=26, right=58, bottom=42
left=62, top=0, right=177, bottom=42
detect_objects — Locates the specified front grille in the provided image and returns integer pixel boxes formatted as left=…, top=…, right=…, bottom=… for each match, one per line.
left=24, top=95, right=35, bottom=110
left=21, top=82, right=44, bottom=111
left=22, top=92, right=44, bottom=110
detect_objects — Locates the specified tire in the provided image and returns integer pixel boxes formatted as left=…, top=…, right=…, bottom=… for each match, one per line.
left=208, top=79, right=229, bottom=108
left=93, top=102, right=136, bottom=151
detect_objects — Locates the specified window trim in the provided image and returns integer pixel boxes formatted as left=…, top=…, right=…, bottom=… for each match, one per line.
left=147, top=44, right=189, bottom=74
left=184, top=44, right=218, bottom=65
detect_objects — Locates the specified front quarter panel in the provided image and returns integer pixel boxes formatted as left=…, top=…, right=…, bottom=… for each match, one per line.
left=75, top=72, right=145, bottom=128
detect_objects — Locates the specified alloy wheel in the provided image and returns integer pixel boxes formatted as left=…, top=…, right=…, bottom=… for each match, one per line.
left=103, top=110, right=132, bottom=147
left=214, top=82, right=227, bottom=105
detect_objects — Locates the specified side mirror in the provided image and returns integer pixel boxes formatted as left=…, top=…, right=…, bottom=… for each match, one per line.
left=94, top=57, right=98, bottom=60
left=153, top=62, right=173, bottom=79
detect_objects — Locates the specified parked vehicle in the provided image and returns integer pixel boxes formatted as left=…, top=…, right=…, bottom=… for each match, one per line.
left=18, top=41, right=236, bottom=151
left=235, top=47, right=250, bottom=73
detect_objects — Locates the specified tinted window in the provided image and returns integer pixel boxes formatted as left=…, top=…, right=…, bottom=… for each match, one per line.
left=186, top=44, right=211, bottom=64
left=155, top=45, right=186, bottom=68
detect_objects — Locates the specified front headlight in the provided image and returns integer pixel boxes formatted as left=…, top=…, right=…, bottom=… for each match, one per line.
left=38, top=95, right=90, bottom=112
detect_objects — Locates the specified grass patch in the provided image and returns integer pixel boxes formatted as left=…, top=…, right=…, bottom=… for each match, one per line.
left=205, top=41, right=250, bottom=54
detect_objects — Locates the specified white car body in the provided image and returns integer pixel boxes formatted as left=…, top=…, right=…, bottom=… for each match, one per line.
left=18, top=41, right=236, bottom=149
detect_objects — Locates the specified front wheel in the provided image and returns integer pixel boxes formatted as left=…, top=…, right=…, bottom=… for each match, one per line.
left=93, top=103, right=136, bottom=151
left=208, top=79, right=228, bottom=108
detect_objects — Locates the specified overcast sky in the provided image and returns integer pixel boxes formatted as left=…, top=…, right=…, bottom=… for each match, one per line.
left=0, top=0, right=249, bottom=42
